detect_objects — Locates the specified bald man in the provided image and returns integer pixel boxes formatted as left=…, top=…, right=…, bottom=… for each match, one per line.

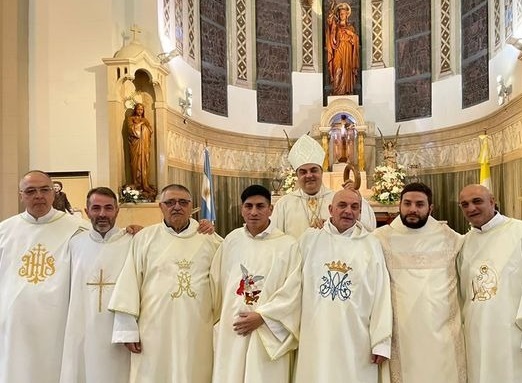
left=457, top=184, right=522, bottom=382
left=295, top=188, right=392, bottom=383
left=271, top=134, right=376, bottom=239
left=0, top=170, right=89, bottom=383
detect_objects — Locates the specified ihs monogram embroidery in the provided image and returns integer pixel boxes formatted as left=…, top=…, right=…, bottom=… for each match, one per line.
left=18, top=243, right=56, bottom=284
left=236, top=264, right=264, bottom=305
left=171, top=259, right=196, bottom=299
left=319, top=260, right=352, bottom=301
left=471, top=264, right=498, bottom=301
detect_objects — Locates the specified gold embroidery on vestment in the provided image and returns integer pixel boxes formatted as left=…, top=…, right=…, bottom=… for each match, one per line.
left=471, top=264, right=498, bottom=301
left=171, top=259, right=196, bottom=299
left=325, top=260, right=352, bottom=273
left=18, top=243, right=56, bottom=284
left=298, top=190, right=327, bottom=227
left=86, top=269, right=116, bottom=312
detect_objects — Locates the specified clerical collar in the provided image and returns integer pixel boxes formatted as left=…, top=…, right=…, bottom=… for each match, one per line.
left=164, top=219, right=191, bottom=234
left=90, top=226, right=121, bottom=242
left=471, top=212, right=508, bottom=233
left=21, top=208, right=61, bottom=223
left=326, top=219, right=357, bottom=236
left=243, top=220, right=274, bottom=239
left=299, top=186, right=327, bottom=198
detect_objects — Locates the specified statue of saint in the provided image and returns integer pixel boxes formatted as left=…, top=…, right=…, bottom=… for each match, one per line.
left=382, top=140, right=398, bottom=168
left=377, top=125, right=401, bottom=168
left=331, top=125, right=346, bottom=164
left=326, top=1, right=360, bottom=95
left=330, top=115, right=358, bottom=165
left=127, top=103, right=153, bottom=192
left=345, top=122, right=357, bottom=165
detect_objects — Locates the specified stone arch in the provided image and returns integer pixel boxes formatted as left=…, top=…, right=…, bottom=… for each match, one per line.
left=320, top=97, right=365, bottom=127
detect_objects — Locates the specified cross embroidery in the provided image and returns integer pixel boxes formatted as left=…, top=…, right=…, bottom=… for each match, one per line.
left=86, top=269, right=116, bottom=313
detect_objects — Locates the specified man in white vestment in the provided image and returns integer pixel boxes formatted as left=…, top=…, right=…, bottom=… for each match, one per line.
left=211, top=185, right=301, bottom=383
left=0, top=170, right=88, bottom=383
left=457, top=184, right=522, bottom=383
left=373, top=182, right=466, bottom=383
left=109, top=184, right=222, bottom=383
left=295, top=188, right=392, bottom=383
left=271, top=134, right=376, bottom=239
left=60, top=187, right=131, bottom=383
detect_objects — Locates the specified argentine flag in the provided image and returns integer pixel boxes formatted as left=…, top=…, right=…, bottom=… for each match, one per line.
left=201, top=147, right=216, bottom=222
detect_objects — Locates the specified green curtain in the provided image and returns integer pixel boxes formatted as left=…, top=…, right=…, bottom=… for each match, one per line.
left=418, top=157, right=522, bottom=234
left=168, top=157, right=522, bottom=237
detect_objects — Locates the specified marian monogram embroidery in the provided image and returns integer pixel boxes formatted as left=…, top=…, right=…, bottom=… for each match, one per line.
left=471, top=264, right=498, bottom=301
left=236, top=264, right=264, bottom=305
left=319, top=260, right=352, bottom=301
left=18, top=243, right=56, bottom=284
left=171, top=259, right=196, bottom=299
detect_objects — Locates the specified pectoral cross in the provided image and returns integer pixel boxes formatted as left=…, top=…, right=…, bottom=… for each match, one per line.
left=86, top=269, right=116, bottom=313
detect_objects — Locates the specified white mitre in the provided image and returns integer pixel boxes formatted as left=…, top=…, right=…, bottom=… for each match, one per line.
left=287, top=134, right=325, bottom=170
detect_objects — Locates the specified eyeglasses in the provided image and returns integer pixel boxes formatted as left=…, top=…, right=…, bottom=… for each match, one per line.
left=161, top=199, right=191, bottom=208
left=20, top=186, right=53, bottom=196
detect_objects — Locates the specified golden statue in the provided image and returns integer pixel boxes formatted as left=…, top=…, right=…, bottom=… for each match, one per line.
left=326, top=1, right=360, bottom=95
left=127, top=103, right=153, bottom=192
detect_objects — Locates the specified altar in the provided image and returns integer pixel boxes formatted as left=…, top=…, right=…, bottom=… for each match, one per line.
left=312, top=95, right=399, bottom=226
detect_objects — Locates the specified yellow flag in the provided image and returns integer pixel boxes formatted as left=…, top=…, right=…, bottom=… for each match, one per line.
left=478, top=134, right=491, bottom=190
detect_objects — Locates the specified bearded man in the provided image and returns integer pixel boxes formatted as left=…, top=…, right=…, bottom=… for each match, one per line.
left=60, top=187, right=131, bottom=383
left=373, top=182, right=466, bottom=383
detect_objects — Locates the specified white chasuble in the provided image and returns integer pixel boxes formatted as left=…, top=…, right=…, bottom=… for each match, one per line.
left=373, top=216, right=466, bottom=383
left=0, top=210, right=88, bottom=383
left=109, top=219, right=222, bottom=383
left=60, top=228, right=132, bottom=383
left=210, top=225, right=301, bottom=383
left=458, top=218, right=522, bottom=383
left=271, top=186, right=376, bottom=238
left=295, top=221, right=392, bottom=383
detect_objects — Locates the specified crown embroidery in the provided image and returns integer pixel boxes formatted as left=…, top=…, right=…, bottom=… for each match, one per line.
left=324, top=260, right=352, bottom=274
left=171, top=258, right=196, bottom=299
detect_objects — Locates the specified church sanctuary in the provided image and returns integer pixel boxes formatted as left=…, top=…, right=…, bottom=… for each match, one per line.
left=1, top=0, right=521, bottom=235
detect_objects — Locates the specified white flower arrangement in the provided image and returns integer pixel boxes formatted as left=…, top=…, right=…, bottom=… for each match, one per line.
left=371, top=165, right=406, bottom=204
left=120, top=185, right=142, bottom=204
left=281, top=167, right=298, bottom=194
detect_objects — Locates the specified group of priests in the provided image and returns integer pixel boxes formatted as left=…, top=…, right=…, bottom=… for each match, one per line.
left=0, top=134, right=521, bottom=383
